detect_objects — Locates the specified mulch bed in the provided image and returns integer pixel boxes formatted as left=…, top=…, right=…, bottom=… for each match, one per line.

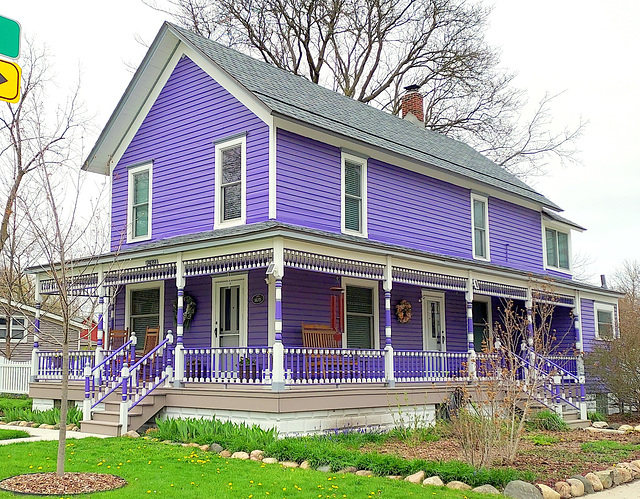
left=0, top=473, right=126, bottom=495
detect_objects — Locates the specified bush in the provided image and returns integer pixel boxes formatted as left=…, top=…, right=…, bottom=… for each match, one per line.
left=527, top=410, right=569, bottom=431
left=0, top=396, right=31, bottom=415
left=2, top=406, right=83, bottom=426
left=588, top=411, right=607, bottom=422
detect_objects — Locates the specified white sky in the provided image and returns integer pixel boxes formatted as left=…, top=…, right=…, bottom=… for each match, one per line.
left=3, top=1, right=639, bottom=285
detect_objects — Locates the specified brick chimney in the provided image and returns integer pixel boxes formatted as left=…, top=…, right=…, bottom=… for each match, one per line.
left=401, top=84, right=424, bottom=125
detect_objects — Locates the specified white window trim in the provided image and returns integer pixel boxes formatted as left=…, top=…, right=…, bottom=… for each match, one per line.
left=215, top=135, right=247, bottom=229
left=0, top=315, right=26, bottom=343
left=542, top=221, right=572, bottom=273
left=341, top=277, right=379, bottom=350
left=472, top=295, right=493, bottom=352
left=211, top=274, right=249, bottom=348
left=341, top=152, right=368, bottom=238
left=594, top=302, right=617, bottom=341
left=471, top=193, right=490, bottom=261
left=126, top=162, right=153, bottom=243
left=124, top=282, right=165, bottom=340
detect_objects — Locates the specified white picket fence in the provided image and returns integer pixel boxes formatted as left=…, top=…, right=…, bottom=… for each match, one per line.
left=0, top=357, right=30, bottom=394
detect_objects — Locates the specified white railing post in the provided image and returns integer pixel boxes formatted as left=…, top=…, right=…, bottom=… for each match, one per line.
left=31, top=281, right=41, bottom=382
left=271, top=276, right=285, bottom=391
left=83, top=364, right=92, bottom=421
left=173, top=330, right=184, bottom=387
left=120, top=364, right=130, bottom=434
left=383, top=258, right=395, bottom=387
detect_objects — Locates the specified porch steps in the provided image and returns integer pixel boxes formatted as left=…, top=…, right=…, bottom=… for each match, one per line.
left=80, top=393, right=166, bottom=437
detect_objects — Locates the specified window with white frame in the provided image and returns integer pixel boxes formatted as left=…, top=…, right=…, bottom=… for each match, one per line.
left=544, top=226, right=570, bottom=270
left=342, top=153, right=367, bottom=236
left=127, top=162, right=152, bottom=242
left=0, top=316, right=25, bottom=341
left=471, top=194, right=489, bottom=260
left=215, top=135, right=246, bottom=228
left=345, top=285, right=375, bottom=349
left=594, top=303, right=616, bottom=340
left=127, top=286, right=162, bottom=349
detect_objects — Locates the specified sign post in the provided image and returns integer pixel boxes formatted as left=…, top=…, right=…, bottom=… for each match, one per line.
left=0, top=15, right=21, bottom=103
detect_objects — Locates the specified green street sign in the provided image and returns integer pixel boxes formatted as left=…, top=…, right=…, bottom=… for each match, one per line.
left=0, top=15, right=20, bottom=59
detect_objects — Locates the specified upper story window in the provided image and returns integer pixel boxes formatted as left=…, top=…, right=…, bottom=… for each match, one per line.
left=0, top=316, right=25, bottom=341
left=594, top=303, right=616, bottom=340
left=544, top=226, right=570, bottom=271
left=341, top=153, right=367, bottom=237
left=215, top=135, right=246, bottom=228
left=471, top=194, right=489, bottom=260
left=127, top=162, right=152, bottom=243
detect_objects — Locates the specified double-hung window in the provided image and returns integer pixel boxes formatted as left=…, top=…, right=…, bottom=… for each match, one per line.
left=0, top=316, right=25, bottom=341
left=545, top=227, right=570, bottom=270
left=594, top=303, right=616, bottom=340
left=215, top=135, right=246, bottom=228
left=128, top=286, right=162, bottom=349
left=341, top=153, right=367, bottom=237
left=471, top=194, right=489, bottom=260
left=345, top=284, right=376, bottom=349
left=127, top=162, right=152, bottom=242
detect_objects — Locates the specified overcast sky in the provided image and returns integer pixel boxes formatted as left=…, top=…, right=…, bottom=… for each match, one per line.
left=3, top=1, right=639, bottom=285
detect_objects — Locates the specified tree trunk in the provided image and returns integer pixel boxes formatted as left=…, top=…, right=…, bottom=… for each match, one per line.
left=56, top=324, right=69, bottom=476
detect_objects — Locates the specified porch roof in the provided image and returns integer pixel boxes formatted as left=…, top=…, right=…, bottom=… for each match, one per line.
left=28, top=221, right=622, bottom=300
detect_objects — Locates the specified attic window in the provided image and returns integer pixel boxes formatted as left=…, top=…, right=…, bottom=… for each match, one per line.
left=127, top=162, right=153, bottom=243
left=545, top=227, right=570, bottom=271
left=215, top=135, right=246, bottom=228
left=341, top=153, right=367, bottom=237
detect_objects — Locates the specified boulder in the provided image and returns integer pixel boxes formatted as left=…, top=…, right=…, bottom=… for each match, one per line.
left=472, top=484, right=500, bottom=495
left=609, top=467, right=623, bottom=485
left=123, top=430, right=140, bottom=438
left=249, top=449, right=264, bottom=461
left=18, top=421, right=29, bottom=427
left=592, top=421, right=608, bottom=429
left=422, top=476, right=444, bottom=487
left=445, top=480, right=471, bottom=490
left=231, top=451, right=250, bottom=460
left=337, top=466, right=357, bottom=473
left=536, top=484, right=561, bottom=499
left=615, top=465, right=633, bottom=483
left=199, top=444, right=210, bottom=452
left=569, top=476, right=594, bottom=494
left=584, top=473, right=603, bottom=492
left=593, top=470, right=613, bottom=489
left=209, top=443, right=223, bottom=453
left=299, top=461, right=311, bottom=469
left=280, top=461, right=299, bottom=468
left=634, top=425, right=640, bottom=432
left=565, top=478, right=584, bottom=497
left=219, top=450, right=232, bottom=458
left=619, top=424, right=634, bottom=432
left=631, top=459, right=640, bottom=469
left=40, top=424, right=55, bottom=430
left=316, top=465, right=331, bottom=473
left=629, top=463, right=640, bottom=478
left=386, top=476, right=402, bottom=480
left=355, top=470, right=372, bottom=476
left=554, top=481, right=572, bottom=499
left=404, top=470, right=425, bottom=484
left=503, top=480, right=543, bottom=499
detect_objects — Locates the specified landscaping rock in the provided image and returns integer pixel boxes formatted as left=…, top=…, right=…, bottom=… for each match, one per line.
left=629, top=463, right=640, bottom=478
left=565, top=478, right=584, bottom=497
left=280, top=461, right=299, bottom=468
left=631, top=459, right=640, bottom=469
left=446, top=480, right=471, bottom=490
left=584, top=427, right=624, bottom=435
left=472, top=484, right=500, bottom=495
left=299, top=461, right=310, bottom=469
left=161, top=440, right=172, bottom=444
left=554, top=481, right=572, bottom=499
left=404, top=470, right=425, bottom=484
left=536, top=484, right=560, bottom=499
left=386, top=476, right=402, bottom=480
left=593, top=471, right=613, bottom=489
left=584, top=473, right=603, bottom=492
left=123, top=430, right=140, bottom=438
left=250, top=450, right=264, bottom=461
left=18, top=421, right=29, bottom=427
left=209, top=443, right=223, bottom=453
left=504, top=480, right=543, bottom=499
left=337, top=466, right=357, bottom=473
left=592, top=421, right=608, bottom=428
left=355, top=470, right=372, bottom=476
left=609, top=423, right=621, bottom=430
left=422, top=476, right=444, bottom=487
left=219, top=450, right=232, bottom=458
left=609, top=467, right=623, bottom=485
left=569, top=476, right=593, bottom=494
left=40, top=424, right=55, bottom=430
left=316, top=465, right=331, bottom=473
left=619, top=424, right=634, bottom=432
left=615, top=465, right=633, bottom=483
left=199, top=444, right=210, bottom=452
left=262, top=457, right=278, bottom=464
left=231, top=452, right=250, bottom=460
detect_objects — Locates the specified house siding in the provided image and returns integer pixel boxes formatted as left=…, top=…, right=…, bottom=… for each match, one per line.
left=580, top=298, right=596, bottom=352
left=111, top=56, right=269, bottom=251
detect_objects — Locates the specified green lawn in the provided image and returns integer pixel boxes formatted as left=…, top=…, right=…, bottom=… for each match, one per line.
left=0, top=429, right=29, bottom=440
left=0, top=438, right=497, bottom=498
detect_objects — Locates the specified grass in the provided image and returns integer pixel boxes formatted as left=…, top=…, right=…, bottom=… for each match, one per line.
left=522, top=433, right=559, bottom=446
left=0, top=395, right=31, bottom=415
left=0, top=438, right=498, bottom=498
left=0, top=429, right=30, bottom=440
left=580, top=440, right=640, bottom=462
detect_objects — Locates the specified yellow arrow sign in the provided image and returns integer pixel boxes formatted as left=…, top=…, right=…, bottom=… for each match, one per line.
left=0, top=58, right=21, bottom=103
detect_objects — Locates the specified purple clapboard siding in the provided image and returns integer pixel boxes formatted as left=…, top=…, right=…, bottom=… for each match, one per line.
left=580, top=298, right=596, bottom=352
left=111, top=56, right=269, bottom=251
left=383, top=283, right=423, bottom=350
left=550, top=307, right=576, bottom=354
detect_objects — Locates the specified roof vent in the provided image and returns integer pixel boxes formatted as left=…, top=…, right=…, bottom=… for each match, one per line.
left=401, top=85, right=424, bottom=126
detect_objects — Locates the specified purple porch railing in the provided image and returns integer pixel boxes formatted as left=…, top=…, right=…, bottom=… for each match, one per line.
left=87, top=340, right=135, bottom=410
left=394, top=350, right=471, bottom=382
left=545, top=355, right=578, bottom=377
left=122, top=335, right=173, bottom=409
left=36, top=351, right=95, bottom=380
left=182, top=347, right=273, bottom=384
left=283, top=347, right=385, bottom=384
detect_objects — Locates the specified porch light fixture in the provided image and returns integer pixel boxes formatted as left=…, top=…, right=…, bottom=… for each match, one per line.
left=266, top=262, right=276, bottom=275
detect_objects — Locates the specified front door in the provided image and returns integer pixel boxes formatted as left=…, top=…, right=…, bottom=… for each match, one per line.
left=212, top=276, right=247, bottom=348
left=422, top=292, right=446, bottom=351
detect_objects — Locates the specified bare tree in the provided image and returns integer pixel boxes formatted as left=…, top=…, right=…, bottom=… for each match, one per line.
left=145, top=0, right=584, bottom=177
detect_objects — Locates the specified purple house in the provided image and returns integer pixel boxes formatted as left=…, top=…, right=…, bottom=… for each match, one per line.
left=28, top=23, right=620, bottom=436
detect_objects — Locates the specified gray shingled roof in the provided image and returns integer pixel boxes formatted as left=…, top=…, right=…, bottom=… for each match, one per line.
left=170, top=23, right=560, bottom=210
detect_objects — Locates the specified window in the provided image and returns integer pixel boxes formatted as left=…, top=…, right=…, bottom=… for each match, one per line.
left=341, top=153, right=367, bottom=236
left=128, top=287, right=162, bottom=349
left=471, top=194, right=489, bottom=260
left=545, top=227, right=570, bottom=270
left=127, top=162, right=152, bottom=242
left=215, top=135, right=246, bottom=228
left=594, top=303, right=616, bottom=340
left=344, top=281, right=378, bottom=349
left=0, top=317, right=25, bottom=341
left=472, top=298, right=491, bottom=352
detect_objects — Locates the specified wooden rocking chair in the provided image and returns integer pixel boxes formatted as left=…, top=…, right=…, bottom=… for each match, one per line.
left=139, top=327, right=160, bottom=359
left=107, top=329, right=129, bottom=351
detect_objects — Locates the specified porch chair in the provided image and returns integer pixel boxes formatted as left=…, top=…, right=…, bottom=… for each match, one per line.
left=301, top=323, right=348, bottom=379
left=139, top=326, right=160, bottom=358
left=107, top=329, right=129, bottom=351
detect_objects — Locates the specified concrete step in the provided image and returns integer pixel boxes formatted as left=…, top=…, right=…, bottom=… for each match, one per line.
left=80, top=420, right=122, bottom=437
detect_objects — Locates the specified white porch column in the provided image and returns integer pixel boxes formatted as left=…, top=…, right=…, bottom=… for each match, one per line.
left=95, top=268, right=105, bottom=367
left=466, top=275, right=476, bottom=379
left=271, top=238, right=285, bottom=392
left=383, top=256, right=394, bottom=387
left=574, top=291, right=587, bottom=420
left=30, top=274, right=41, bottom=382
left=525, top=288, right=536, bottom=386
left=173, top=253, right=185, bottom=387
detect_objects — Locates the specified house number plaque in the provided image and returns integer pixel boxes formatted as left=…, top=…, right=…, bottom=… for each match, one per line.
left=252, top=294, right=265, bottom=304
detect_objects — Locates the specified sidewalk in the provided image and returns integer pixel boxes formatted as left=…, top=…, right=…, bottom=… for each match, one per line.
left=591, top=480, right=640, bottom=498
left=0, top=426, right=108, bottom=445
